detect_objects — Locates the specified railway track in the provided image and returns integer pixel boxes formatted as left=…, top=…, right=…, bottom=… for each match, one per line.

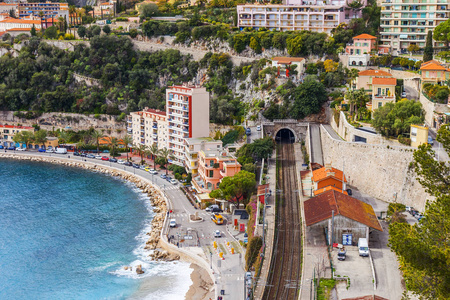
left=262, top=142, right=302, bottom=300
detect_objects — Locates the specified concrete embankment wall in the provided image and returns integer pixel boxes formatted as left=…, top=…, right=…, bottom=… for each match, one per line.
left=320, top=125, right=432, bottom=211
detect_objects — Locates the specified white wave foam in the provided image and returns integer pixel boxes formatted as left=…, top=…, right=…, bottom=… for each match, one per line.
left=88, top=261, right=120, bottom=272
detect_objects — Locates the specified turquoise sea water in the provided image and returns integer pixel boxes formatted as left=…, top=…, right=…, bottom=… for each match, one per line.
left=0, top=159, right=191, bottom=300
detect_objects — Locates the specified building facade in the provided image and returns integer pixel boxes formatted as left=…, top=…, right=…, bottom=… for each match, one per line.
left=410, top=124, right=429, bottom=147
left=184, top=137, right=223, bottom=175
left=271, top=56, right=305, bottom=78
left=345, top=33, right=377, bottom=66
left=166, top=85, right=210, bottom=166
left=371, top=77, right=397, bottom=112
left=0, top=124, right=34, bottom=147
left=380, top=0, right=450, bottom=53
left=0, top=18, right=41, bottom=31
left=237, top=1, right=365, bottom=34
left=18, top=2, right=69, bottom=20
left=419, top=60, right=450, bottom=90
left=128, top=108, right=168, bottom=150
left=354, top=69, right=393, bottom=92
left=192, top=148, right=241, bottom=193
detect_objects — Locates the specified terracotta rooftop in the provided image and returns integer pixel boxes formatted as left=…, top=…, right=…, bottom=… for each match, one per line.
left=420, top=62, right=449, bottom=71
left=312, top=166, right=347, bottom=183
left=0, top=18, right=41, bottom=24
left=372, top=77, right=397, bottom=86
left=143, top=108, right=166, bottom=116
left=272, top=57, right=304, bottom=63
left=358, top=70, right=392, bottom=77
left=304, top=190, right=383, bottom=231
left=99, top=136, right=125, bottom=145
left=7, top=27, right=40, bottom=32
left=314, top=186, right=348, bottom=196
left=353, top=33, right=377, bottom=40
left=0, top=124, right=34, bottom=129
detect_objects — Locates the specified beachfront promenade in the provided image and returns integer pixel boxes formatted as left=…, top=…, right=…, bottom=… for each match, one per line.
left=0, top=150, right=246, bottom=300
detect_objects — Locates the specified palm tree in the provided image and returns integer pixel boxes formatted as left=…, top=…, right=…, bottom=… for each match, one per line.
left=59, top=130, right=72, bottom=148
left=158, top=147, right=175, bottom=175
left=134, top=144, right=147, bottom=165
left=38, top=11, right=44, bottom=31
left=69, top=5, right=76, bottom=29
left=121, top=135, right=133, bottom=161
left=58, top=16, right=65, bottom=33
left=108, top=137, right=119, bottom=157
left=91, top=130, right=103, bottom=153
left=148, top=144, right=159, bottom=170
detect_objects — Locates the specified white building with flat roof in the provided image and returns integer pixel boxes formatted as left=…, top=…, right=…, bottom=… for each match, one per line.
left=166, top=84, right=210, bottom=166
left=128, top=108, right=168, bottom=150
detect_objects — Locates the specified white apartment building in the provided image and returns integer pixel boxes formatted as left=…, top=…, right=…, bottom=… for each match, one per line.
left=184, top=137, right=223, bottom=175
left=128, top=108, right=168, bottom=150
left=380, top=0, right=450, bottom=53
left=166, top=84, right=210, bottom=166
left=237, top=0, right=365, bottom=34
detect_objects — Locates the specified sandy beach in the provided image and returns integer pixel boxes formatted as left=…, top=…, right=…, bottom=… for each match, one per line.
left=185, top=264, right=214, bottom=300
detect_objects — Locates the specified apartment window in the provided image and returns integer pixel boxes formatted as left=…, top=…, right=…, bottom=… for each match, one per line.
left=378, top=102, right=382, bottom=108
left=378, top=87, right=381, bottom=95
left=426, top=71, right=429, bottom=77
left=209, top=170, right=214, bottom=177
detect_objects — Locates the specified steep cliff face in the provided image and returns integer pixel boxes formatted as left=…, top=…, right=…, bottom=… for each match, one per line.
left=69, top=0, right=97, bottom=7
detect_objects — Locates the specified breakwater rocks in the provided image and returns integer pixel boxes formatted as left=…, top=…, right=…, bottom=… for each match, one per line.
left=0, top=154, right=179, bottom=266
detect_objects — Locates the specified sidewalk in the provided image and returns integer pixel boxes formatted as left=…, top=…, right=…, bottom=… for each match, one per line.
left=253, top=152, right=277, bottom=300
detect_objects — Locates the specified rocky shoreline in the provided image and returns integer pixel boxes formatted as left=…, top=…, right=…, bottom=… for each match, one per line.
left=0, top=153, right=180, bottom=269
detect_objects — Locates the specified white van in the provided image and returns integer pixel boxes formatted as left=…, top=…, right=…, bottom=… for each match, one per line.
left=55, top=147, right=68, bottom=154
left=358, top=238, right=369, bottom=257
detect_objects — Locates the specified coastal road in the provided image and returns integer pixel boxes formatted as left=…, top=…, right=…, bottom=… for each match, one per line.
left=4, top=150, right=246, bottom=300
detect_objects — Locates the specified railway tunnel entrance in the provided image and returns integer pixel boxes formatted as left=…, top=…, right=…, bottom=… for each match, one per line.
left=275, top=128, right=295, bottom=143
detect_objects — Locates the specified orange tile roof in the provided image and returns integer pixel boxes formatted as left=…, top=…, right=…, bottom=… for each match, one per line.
left=372, top=77, right=397, bottom=86
left=6, top=27, right=41, bottom=32
left=0, top=18, right=41, bottom=24
left=0, top=3, right=17, bottom=5
left=0, top=124, right=34, bottom=129
left=312, top=166, right=347, bottom=183
left=314, top=186, right=348, bottom=196
left=353, top=33, right=377, bottom=40
left=304, top=190, right=383, bottom=231
left=99, top=136, right=125, bottom=145
left=272, top=57, right=304, bottom=63
left=358, top=69, right=392, bottom=77
left=420, top=62, right=448, bottom=71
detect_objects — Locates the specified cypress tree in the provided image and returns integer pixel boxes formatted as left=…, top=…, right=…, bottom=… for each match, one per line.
left=423, top=30, right=434, bottom=62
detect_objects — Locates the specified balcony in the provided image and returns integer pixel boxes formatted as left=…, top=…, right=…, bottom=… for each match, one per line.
left=220, top=169, right=226, bottom=177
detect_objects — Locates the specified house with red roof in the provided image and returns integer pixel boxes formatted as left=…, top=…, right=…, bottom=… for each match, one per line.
left=419, top=60, right=450, bottom=90
left=371, top=77, right=397, bottom=112
left=304, top=189, right=383, bottom=245
left=0, top=124, right=34, bottom=148
left=345, top=34, right=377, bottom=66
left=354, top=69, right=393, bottom=92
left=270, top=57, right=305, bottom=79
left=312, top=164, right=347, bottom=191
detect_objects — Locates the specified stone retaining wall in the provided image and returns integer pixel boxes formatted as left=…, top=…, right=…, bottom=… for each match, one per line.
left=320, top=125, right=432, bottom=211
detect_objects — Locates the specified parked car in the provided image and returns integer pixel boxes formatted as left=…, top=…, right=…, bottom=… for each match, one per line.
left=256, top=125, right=261, bottom=131
left=144, top=167, right=151, bottom=172
left=140, top=165, right=146, bottom=170
left=346, top=188, right=352, bottom=196
left=95, top=155, right=102, bottom=159
left=0, top=145, right=4, bottom=149
left=17, top=147, right=26, bottom=151
left=428, top=136, right=434, bottom=146
left=149, top=170, right=158, bottom=175
left=214, top=230, right=221, bottom=238
left=80, top=152, right=87, bottom=157
left=55, top=148, right=67, bottom=154
left=401, top=91, right=407, bottom=98
left=101, top=156, right=109, bottom=161
left=211, top=213, right=224, bottom=225
left=206, top=204, right=220, bottom=212
left=166, top=176, right=172, bottom=182
left=338, top=247, right=347, bottom=261
left=245, top=128, right=251, bottom=135
left=117, top=159, right=125, bottom=164
left=132, top=163, right=140, bottom=168
left=38, top=148, right=46, bottom=152
left=87, top=154, right=95, bottom=159
left=170, top=179, right=177, bottom=185
left=47, top=146, right=53, bottom=151
left=73, top=152, right=80, bottom=156
left=160, top=174, right=167, bottom=179
left=169, top=219, right=177, bottom=228
left=124, top=161, right=132, bottom=166
left=47, top=148, right=55, bottom=153
left=109, top=158, right=117, bottom=163
left=7, top=146, right=16, bottom=150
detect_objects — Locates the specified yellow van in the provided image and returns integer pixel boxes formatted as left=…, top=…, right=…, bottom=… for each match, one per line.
left=211, top=213, right=224, bottom=225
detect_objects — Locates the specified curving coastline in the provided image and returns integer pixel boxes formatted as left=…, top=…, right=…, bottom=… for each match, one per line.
left=0, top=152, right=215, bottom=299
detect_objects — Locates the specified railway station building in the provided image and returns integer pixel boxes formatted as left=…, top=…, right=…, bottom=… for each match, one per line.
left=304, top=189, right=382, bottom=245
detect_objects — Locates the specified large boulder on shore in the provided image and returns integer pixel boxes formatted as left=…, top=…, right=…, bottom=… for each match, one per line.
left=136, top=265, right=144, bottom=274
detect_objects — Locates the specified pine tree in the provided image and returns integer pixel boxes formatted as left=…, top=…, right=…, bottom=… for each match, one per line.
left=30, top=24, right=36, bottom=36
left=423, top=30, right=434, bottom=62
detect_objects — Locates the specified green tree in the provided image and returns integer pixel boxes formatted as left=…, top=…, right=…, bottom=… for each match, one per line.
left=44, top=26, right=58, bottom=39
left=249, top=37, right=261, bottom=54
left=245, top=236, right=263, bottom=270
left=108, top=137, right=119, bottom=157
left=121, top=135, right=133, bottom=161
left=389, top=125, right=450, bottom=299
left=103, top=25, right=111, bottom=35
left=372, top=100, right=424, bottom=137
left=91, top=130, right=103, bottom=153
left=286, top=35, right=303, bottom=56
left=30, top=25, right=37, bottom=37
left=158, top=147, right=174, bottom=175
left=134, top=143, right=147, bottom=165
left=433, top=19, right=450, bottom=49
left=345, top=88, right=370, bottom=120
left=291, top=77, right=328, bottom=119
left=423, top=30, right=434, bottom=62
left=147, top=144, right=159, bottom=170
left=13, top=131, right=34, bottom=148
left=139, top=3, right=159, bottom=19
left=407, top=44, right=420, bottom=53
left=33, top=130, right=48, bottom=148
left=58, top=130, right=72, bottom=147
left=249, top=136, right=275, bottom=160
left=209, top=170, right=256, bottom=208
left=129, top=28, right=138, bottom=39
left=78, top=26, right=86, bottom=39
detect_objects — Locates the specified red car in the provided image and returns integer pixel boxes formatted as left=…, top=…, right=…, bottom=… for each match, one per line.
left=101, top=156, right=109, bottom=161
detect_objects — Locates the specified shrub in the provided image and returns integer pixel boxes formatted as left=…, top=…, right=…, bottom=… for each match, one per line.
left=245, top=236, right=262, bottom=271
left=387, top=203, right=406, bottom=216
